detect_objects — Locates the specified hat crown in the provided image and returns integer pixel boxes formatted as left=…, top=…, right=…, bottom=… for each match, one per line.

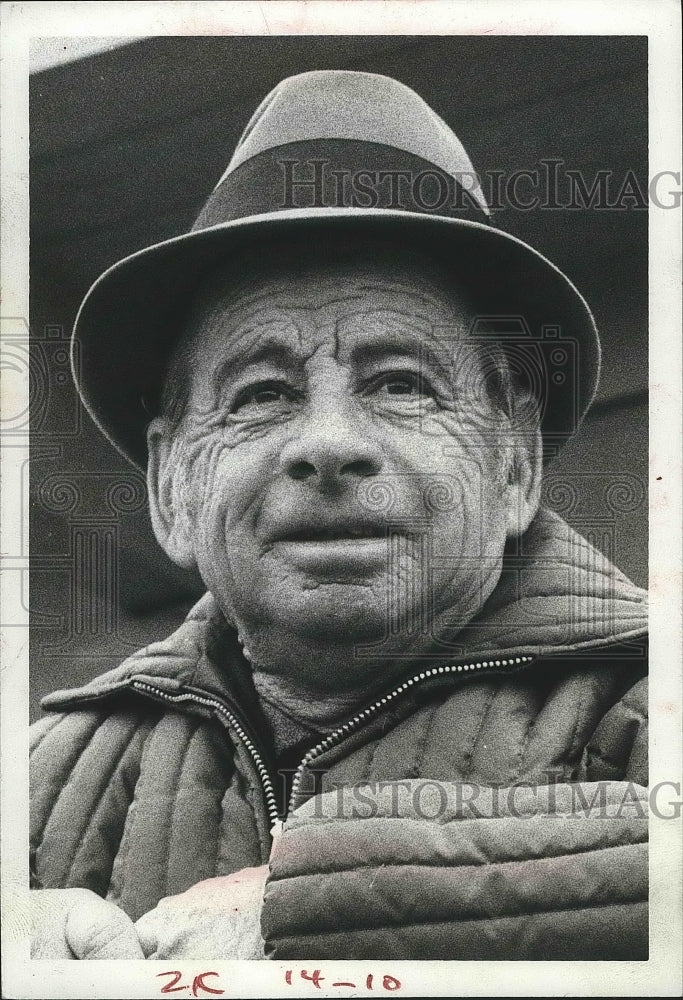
left=215, top=70, right=488, bottom=215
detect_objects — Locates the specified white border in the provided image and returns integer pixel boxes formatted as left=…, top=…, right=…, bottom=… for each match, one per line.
left=1, top=2, right=681, bottom=997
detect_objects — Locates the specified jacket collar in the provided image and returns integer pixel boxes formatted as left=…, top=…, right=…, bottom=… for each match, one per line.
left=454, top=506, right=647, bottom=656
left=41, top=507, right=647, bottom=711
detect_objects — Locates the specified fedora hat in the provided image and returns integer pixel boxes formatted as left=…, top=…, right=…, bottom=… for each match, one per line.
left=71, top=70, right=600, bottom=469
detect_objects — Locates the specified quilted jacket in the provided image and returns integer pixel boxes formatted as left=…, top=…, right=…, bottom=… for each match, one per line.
left=30, top=507, right=649, bottom=959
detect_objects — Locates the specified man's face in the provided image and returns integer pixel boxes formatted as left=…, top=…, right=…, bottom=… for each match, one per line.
left=151, top=252, right=520, bottom=677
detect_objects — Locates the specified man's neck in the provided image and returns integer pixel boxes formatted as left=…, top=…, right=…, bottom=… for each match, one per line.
left=240, top=617, right=464, bottom=732
left=252, top=666, right=380, bottom=733
left=229, top=574, right=501, bottom=737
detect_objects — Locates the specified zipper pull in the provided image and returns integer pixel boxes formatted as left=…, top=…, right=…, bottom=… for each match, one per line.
left=269, top=818, right=284, bottom=855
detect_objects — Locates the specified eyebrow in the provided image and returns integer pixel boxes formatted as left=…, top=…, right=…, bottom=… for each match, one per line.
left=350, top=336, right=455, bottom=380
left=208, top=321, right=465, bottom=394
left=210, top=337, right=300, bottom=395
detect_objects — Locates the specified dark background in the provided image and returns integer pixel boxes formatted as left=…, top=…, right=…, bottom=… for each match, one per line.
left=29, top=35, right=648, bottom=719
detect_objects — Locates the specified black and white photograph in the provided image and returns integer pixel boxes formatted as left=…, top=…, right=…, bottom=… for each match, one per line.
left=1, top=2, right=681, bottom=997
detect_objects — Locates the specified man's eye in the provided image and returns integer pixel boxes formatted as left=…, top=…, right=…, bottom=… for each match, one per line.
left=371, top=372, right=432, bottom=397
left=231, top=381, right=293, bottom=413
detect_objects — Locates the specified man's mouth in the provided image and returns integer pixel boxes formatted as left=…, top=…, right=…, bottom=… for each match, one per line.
left=266, top=521, right=390, bottom=575
left=264, top=517, right=408, bottom=574
left=279, top=524, right=387, bottom=542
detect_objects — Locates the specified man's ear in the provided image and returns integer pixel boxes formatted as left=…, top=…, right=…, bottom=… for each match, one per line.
left=146, top=417, right=197, bottom=570
left=503, top=391, right=543, bottom=538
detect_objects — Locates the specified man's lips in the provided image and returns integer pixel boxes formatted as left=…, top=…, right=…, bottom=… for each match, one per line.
left=264, top=518, right=393, bottom=574
left=262, top=515, right=417, bottom=574
left=264, top=516, right=389, bottom=545
left=274, top=525, right=387, bottom=542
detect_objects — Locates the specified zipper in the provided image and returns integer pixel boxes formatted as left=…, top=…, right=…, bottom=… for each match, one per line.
left=131, top=680, right=281, bottom=836
left=287, top=653, right=534, bottom=816
left=132, top=653, right=534, bottom=844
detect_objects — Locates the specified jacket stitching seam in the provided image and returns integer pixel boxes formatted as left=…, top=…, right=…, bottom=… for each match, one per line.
left=64, top=715, right=140, bottom=886
left=266, top=898, right=648, bottom=940
left=206, top=731, right=237, bottom=878
left=511, top=706, right=537, bottom=784
left=34, top=710, right=107, bottom=850
left=106, top=718, right=155, bottom=906
left=409, top=703, right=440, bottom=778
left=268, top=838, right=648, bottom=882
left=464, top=686, right=497, bottom=780
left=361, top=735, right=379, bottom=785
left=285, top=807, right=647, bottom=828
left=164, top=718, right=202, bottom=898
left=29, top=712, right=67, bottom=755
left=33, top=711, right=107, bottom=875
left=76, top=719, right=151, bottom=900
left=568, top=678, right=588, bottom=762
left=109, top=715, right=160, bottom=907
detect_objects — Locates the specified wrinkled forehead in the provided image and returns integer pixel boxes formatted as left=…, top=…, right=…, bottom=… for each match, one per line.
left=179, top=242, right=476, bottom=366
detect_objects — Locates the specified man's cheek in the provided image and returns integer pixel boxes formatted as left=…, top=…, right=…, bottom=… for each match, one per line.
left=196, top=501, right=267, bottom=606
left=209, top=438, right=277, bottom=525
left=182, top=435, right=248, bottom=523
left=187, top=475, right=239, bottom=581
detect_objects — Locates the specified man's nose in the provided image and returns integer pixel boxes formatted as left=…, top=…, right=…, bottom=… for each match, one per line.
left=280, top=406, right=383, bottom=488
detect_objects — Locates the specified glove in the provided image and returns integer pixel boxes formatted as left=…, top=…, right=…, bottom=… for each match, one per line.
left=30, top=887, right=144, bottom=959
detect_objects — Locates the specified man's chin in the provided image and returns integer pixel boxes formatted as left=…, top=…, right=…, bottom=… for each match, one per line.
left=268, top=582, right=389, bottom=644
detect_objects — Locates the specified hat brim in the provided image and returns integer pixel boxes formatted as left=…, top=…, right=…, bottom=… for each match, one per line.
left=72, top=208, right=600, bottom=469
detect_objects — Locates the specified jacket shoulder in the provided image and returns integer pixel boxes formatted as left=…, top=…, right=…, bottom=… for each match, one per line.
left=38, top=593, right=217, bottom=712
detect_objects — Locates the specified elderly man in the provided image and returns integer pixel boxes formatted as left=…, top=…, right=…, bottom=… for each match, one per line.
left=30, top=71, right=648, bottom=961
